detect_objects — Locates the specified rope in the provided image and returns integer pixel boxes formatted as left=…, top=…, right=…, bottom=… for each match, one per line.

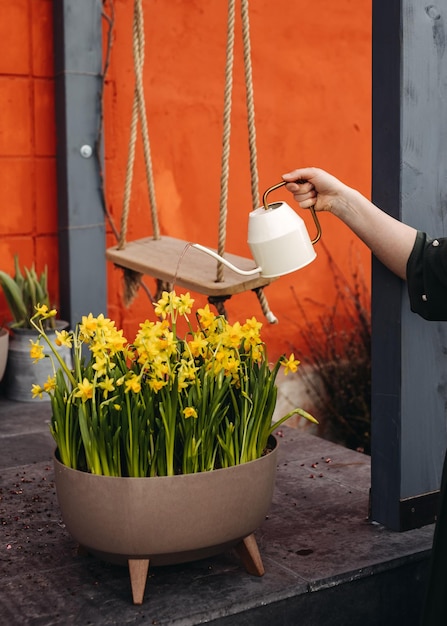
left=253, top=287, right=278, bottom=324
left=134, top=0, right=160, bottom=240
left=241, top=0, right=276, bottom=322
left=119, top=84, right=138, bottom=249
left=241, top=0, right=260, bottom=211
left=119, top=0, right=159, bottom=250
left=118, top=0, right=161, bottom=305
left=122, top=267, right=143, bottom=304
left=216, top=0, right=236, bottom=283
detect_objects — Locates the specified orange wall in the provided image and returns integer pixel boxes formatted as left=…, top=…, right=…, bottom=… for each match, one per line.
left=0, top=0, right=59, bottom=311
left=0, top=0, right=371, bottom=361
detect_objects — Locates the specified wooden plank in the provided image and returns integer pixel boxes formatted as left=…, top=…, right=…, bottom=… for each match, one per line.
left=371, top=0, right=447, bottom=530
left=106, top=236, right=275, bottom=296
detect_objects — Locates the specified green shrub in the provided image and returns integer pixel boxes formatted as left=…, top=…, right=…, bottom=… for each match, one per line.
left=290, top=246, right=371, bottom=453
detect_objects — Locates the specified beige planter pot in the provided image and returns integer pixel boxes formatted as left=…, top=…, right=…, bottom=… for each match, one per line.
left=0, top=328, right=9, bottom=383
left=53, top=436, right=278, bottom=604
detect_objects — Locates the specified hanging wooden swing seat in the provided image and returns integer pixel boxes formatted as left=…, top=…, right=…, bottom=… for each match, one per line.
left=106, top=236, right=272, bottom=297
left=107, top=0, right=277, bottom=321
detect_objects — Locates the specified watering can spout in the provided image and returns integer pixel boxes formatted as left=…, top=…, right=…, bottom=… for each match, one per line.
left=191, top=244, right=262, bottom=276
left=192, top=181, right=322, bottom=279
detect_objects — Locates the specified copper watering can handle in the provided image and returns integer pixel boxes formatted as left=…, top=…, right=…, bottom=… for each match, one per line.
left=262, top=181, right=322, bottom=245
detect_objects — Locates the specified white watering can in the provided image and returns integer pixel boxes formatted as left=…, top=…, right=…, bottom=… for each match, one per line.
left=192, top=181, right=321, bottom=278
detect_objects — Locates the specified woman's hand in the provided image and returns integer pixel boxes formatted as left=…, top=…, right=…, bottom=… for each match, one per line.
left=282, top=166, right=417, bottom=280
left=282, top=167, right=348, bottom=214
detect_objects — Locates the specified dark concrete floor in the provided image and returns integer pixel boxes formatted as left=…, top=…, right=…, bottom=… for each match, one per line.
left=0, top=395, right=434, bottom=626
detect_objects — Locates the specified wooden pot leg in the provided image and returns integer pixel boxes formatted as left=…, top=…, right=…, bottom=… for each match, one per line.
left=128, top=558, right=150, bottom=605
left=234, top=533, right=265, bottom=576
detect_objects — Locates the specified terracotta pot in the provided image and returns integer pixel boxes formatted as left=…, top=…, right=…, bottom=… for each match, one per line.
left=0, top=327, right=9, bottom=382
left=53, top=436, right=278, bottom=603
left=5, top=322, right=71, bottom=402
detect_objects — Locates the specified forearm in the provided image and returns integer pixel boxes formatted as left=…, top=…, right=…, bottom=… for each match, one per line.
left=333, top=187, right=418, bottom=280
left=282, top=168, right=418, bottom=280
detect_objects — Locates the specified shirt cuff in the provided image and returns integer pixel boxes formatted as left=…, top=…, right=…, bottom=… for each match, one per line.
left=406, top=231, right=447, bottom=320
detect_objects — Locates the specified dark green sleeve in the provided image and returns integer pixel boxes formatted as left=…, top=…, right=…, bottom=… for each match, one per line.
left=406, top=231, right=447, bottom=320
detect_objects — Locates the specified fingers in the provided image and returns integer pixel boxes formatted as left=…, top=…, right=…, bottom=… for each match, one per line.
left=295, top=195, right=316, bottom=209
left=282, top=169, right=316, bottom=205
left=284, top=180, right=314, bottom=194
left=282, top=179, right=316, bottom=209
left=282, top=167, right=317, bottom=183
left=281, top=167, right=341, bottom=214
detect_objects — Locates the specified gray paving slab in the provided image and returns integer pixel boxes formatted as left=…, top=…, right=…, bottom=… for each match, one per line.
left=0, top=396, right=435, bottom=625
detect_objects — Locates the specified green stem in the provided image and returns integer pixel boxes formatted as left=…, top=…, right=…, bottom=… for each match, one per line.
left=29, top=315, right=77, bottom=387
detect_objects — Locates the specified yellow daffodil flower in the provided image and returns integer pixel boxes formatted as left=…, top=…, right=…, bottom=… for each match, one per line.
left=124, top=374, right=141, bottom=394
left=183, top=407, right=198, bottom=419
left=251, top=345, right=264, bottom=364
left=281, top=353, right=300, bottom=375
left=187, top=332, right=208, bottom=358
left=148, top=378, right=167, bottom=392
left=31, top=384, right=43, bottom=399
left=153, top=291, right=173, bottom=319
left=222, top=321, right=243, bottom=348
left=98, top=376, right=115, bottom=399
left=33, top=303, right=57, bottom=318
left=55, top=329, right=73, bottom=348
left=35, top=303, right=49, bottom=316
left=92, top=356, right=108, bottom=377
left=79, top=313, right=97, bottom=340
left=177, top=292, right=194, bottom=316
left=94, top=313, right=112, bottom=330
left=43, top=375, right=56, bottom=393
left=107, top=329, right=127, bottom=354
left=197, top=304, right=216, bottom=329
left=29, top=340, right=45, bottom=362
left=177, top=359, right=197, bottom=388
left=244, top=316, right=262, bottom=331
left=222, top=353, right=239, bottom=376
left=74, top=378, right=94, bottom=402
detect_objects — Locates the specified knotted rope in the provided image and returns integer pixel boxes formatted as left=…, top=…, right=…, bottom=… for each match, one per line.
left=120, top=0, right=159, bottom=248
left=217, top=0, right=277, bottom=322
left=119, top=0, right=169, bottom=303
left=216, top=0, right=235, bottom=284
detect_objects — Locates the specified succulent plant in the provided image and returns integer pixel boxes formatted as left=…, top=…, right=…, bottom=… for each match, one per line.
left=0, top=256, right=53, bottom=329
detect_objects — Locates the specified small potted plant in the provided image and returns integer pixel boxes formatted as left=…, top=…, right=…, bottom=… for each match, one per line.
left=30, top=290, right=316, bottom=603
left=0, top=255, right=71, bottom=401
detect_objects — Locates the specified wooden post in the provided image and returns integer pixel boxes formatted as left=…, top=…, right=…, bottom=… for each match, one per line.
left=53, top=0, right=107, bottom=326
left=371, top=0, right=447, bottom=530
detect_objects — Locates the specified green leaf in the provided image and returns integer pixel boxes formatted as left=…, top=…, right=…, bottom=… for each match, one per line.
left=0, top=270, right=28, bottom=324
left=0, top=257, right=51, bottom=328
